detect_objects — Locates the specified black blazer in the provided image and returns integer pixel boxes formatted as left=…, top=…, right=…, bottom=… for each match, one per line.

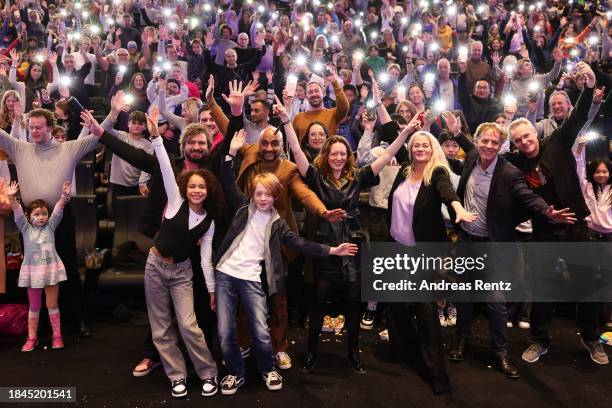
left=454, top=134, right=550, bottom=242
left=387, top=165, right=460, bottom=243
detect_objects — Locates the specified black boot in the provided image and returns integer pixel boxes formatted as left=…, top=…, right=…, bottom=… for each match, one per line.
left=348, top=348, right=366, bottom=374
left=79, top=320, right=92, bottom=338
left=299, top=352, right=318, bottom=374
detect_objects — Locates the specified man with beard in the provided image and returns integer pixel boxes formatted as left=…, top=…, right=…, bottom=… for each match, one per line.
left=292, top=72, right=349, bottom=141
left=221, top=80, right=346, bottom=371
left=94, top=90, right=236, bottom=377
left=205, top=76, right=272, bottom=144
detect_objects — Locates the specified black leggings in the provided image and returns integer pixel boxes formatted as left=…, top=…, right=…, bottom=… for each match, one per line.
left=307, top=278, right=361, bottom=353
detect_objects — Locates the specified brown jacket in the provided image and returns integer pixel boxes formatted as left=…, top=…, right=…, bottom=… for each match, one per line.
left=236, top=143, right=327, bottom=259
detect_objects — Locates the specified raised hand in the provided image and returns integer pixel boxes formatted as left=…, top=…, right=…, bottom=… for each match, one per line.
left=576, top=61, right=596, bottom=88
left=9, top=48, right=19, bottom=64
left=252, top=70, right=260, bottom=81
left=273, top=94, right=290, bottom=122
left=4, top=180, right=18, bottom=197
left=405, top=111, right=424, bottom=134
left=593, top=86, right=606, bottom=104
left=80, top=110, right=104, bottom=138
left=330, top=243, right=359, bottom=256
left=205, top=74, right=215, bottom=100
left=222, top=80, right=248, bottom=115
left=205, top=29, right=214, bottom=48
left=49, top=51, right=58, bottom=65
left=229, top=129, right=246, bottom=156
left=111, top=90, right=130, bottom=113
left=442, top=111, right=460, bottom=135
left=371, top=77, right=382, bottom=104
left=546, top=206, right=577, bottom=224
left=362, top=111, right=375, bottom=131
left=62, top=181, right=72, bottom=198
left=145, top=106, right=160, bottom=137
left=491, top=51, right=501, bottom=66
left=244, top=79, right=260, bottom=96
left=552, top=46, right=563, bottom=63
left=265, top=69, right=273, bottom=83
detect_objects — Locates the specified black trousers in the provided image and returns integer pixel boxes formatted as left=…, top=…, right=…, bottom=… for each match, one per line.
left=387, top=302, right=449, bottom=390
left=307, top=278, right=360, bottom=353
left=56, top=204, right=87, bottom=325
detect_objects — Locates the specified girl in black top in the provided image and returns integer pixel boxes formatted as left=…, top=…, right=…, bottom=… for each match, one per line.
left=141, top=108, right=220, bottom=399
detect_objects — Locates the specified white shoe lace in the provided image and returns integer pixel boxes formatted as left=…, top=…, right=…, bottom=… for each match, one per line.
left=266, top=371, right=282, bottom=382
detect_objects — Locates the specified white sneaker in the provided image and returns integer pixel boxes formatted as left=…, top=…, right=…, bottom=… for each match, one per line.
left=379, top=329, right=389, bottom=341
left=262, top=370, right=283, bottom=391
left=517, top=321, right=530, bottom=330
left=201, top=377, right=218, bottom=397
left=276, top=351, right=292, bottom=369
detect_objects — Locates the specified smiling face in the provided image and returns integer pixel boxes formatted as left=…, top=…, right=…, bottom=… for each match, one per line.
left=184, top=133, right=209, bottom=162
left=186, top=174, right=207, bottom=206
left=550, top=93, right=571, bottom=120
left=30, top=206, right=49, bottom=227
left=477, top=128, right=502, bottom=163
left=133, top=74, right=145, bottom=89
left=259, top=128, right=282, bottom=162
left=411, top=134, right=433, bottom=163
left=510, top=122, right=539, bottom=158
left=306, top=83, right=323, bottom=108
left=328, top=142, right=348, bottom=175
left=28, top=115, right=52, bottom=144
left=408, top=86, right=424, bottom=105
left=253, top=182, right=275, bottom=211
left=199, top=110, right=219, bottom=135
left=307, top=124, right=326, bottom=150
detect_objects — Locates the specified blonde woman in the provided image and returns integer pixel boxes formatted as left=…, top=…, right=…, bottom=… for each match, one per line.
left=0, top=90, right=25, bottom=133
left=159, top=94, right=203, bottom=131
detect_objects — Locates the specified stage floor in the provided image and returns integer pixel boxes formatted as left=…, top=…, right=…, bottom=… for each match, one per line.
left=1, top=313, right=610, bottom=408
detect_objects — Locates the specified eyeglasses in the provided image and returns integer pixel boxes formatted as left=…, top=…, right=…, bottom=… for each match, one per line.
left=117, top=53, right=129, bottom=57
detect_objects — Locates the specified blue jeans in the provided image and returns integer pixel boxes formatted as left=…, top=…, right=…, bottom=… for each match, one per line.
left=215, top=271, right=275, bottom=377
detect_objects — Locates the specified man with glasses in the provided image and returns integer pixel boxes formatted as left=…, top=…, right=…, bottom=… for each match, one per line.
left=95, top=43, right=150, bottom=93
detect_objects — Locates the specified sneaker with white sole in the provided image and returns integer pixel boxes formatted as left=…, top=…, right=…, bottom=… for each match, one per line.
left=240, top=346, right=251, bottom=359
left=220, top=375, right=245, bottom=395
left=171, top=379, right=187, bottom=398
left=360, top=310, right=375, bottom=330
left=276, top=351, right=292, bottom=369
left=581, top=339, right=609, bottom=365
left=379, top=329, right=389, bottom=341
left=447, top=304, right=457, bottom=326
left=262, top=370, right=283, bottom=391
left=438, top=307, right=447, bottom=327
left=133, top=358, right=162, bottom=377
left=517, top=320, right=530, bottom=330
left=522, top=343, right=548, bottom=363
left=507, top=321, right=514, bottom=328
left=201, top=377, right=218, bottom=397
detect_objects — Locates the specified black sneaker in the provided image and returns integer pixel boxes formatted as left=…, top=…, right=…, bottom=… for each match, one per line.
left=262, top=370, right=283, bottom=391
left=171, top=379, right=187, bottom=398
left=201, top=377, right=218, bottom=397
left=360, top=310, right=375, bottom=330
left=220, top=375, right=245, bottom=395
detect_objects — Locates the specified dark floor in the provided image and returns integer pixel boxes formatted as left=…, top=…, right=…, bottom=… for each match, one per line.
left=0, top=311, right=611, bottom=408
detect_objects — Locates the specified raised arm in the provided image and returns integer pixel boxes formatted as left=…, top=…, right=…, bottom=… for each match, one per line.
left=48, top=181, right=71, bottom=230
left=222, top=129, right=250, bottom=211
left=206, top=76, right=229, bottom=136
left=46, top=52, right=60, bottom=93
left=275, top=94, right=308, bottom=177
left=158, top=89, right=187, bottom=130
left=371, top=121, right=416, bottom=176
left=146, top=107, right=182, bottom=210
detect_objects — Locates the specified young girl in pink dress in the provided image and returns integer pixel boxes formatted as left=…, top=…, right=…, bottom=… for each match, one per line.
left=6, top=180, right=71, bottom=351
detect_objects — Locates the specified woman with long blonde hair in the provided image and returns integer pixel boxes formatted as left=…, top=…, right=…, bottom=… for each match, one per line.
left=0, top=91, right=25, bottom=133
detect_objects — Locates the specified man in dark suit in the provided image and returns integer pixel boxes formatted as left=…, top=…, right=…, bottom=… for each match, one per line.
left=445, top=119, right=575, bottom=379
left=506, top=62, right=609, bottom=366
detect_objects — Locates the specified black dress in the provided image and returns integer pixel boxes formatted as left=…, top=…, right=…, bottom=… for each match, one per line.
left=305, top=164, right=379, bottom=283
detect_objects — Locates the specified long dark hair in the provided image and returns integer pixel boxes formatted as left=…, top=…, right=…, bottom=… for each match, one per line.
left=586, top=158, right=612, bottom=205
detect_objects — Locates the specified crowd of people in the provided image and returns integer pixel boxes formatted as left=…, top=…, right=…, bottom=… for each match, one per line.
left=1, top=0, right=611, bottom=399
